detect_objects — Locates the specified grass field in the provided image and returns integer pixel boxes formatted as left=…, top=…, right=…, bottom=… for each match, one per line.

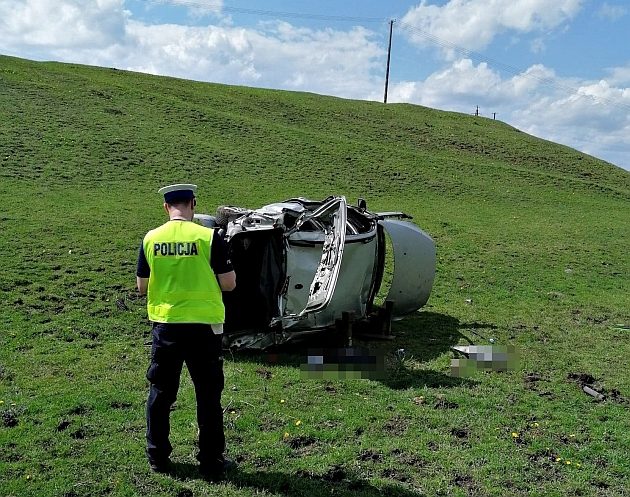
left=1, top=54, right=629, bottom=497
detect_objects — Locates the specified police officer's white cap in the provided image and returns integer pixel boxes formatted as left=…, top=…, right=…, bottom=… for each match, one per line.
left=158, top=184, right=197, bottom=203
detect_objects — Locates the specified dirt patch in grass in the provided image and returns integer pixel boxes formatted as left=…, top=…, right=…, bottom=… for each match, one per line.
left=452, top=473, right=479, bottom=493
left=591, top=480, right=610, bottom=489
left=382, top=415, right=411, bottom=435
left=255, top=368, right=273, bottom=379
left=70, top=426, right=93, bottom=439
left=322, top=464, right=346, bottom=482
left=259, top=415, right=283, bottom=432
left=357, top=449, right=382, bottom=462
left=79, top=328, right=99, bottom=340
left=67, top=404, right=91, bottom=417
left=1, top=407, right=22, bottom=427
left=250, top=456, right=274, bottom=469
left=567, top=372, right=629, bottom=404
left=0, top=444, right=23, bottom=462
left=607, top=389, right=629, bottom=403
left=62, top=491, right=80, bottom=497
left=381, top=467, right=410, bottom=482
left=434, top=397, right=459, bottom=409
left=528, top=448, right=559, bottom=465
left=321, top=420, right=339, bottom=429
left=524, top=371, right=546, bottom=384
left=427, top=441, right=439, bottom=451
left=524, top=372, right=554, bottom=399
left=56, top=419, right=71, bottom=431
left=0, top=365, right=15, bottom=383
left=285, top=435, right=319, bottom=455
left=390, top=448, right=427, bottom=468
left=567, top=372, right=597, bottom=385
left=295, top=468, right=315, bottom=478
left=450, top=427, right=470, bottom=439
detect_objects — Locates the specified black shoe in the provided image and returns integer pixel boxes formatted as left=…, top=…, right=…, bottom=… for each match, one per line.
left=200, top=458, right=236, bottom=480
left=222, top=458, right=237, bottom=472
left=149, top=459, right=171, bottom=473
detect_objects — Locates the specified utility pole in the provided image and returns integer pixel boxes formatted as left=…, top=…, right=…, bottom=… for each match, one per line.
left=383, top=19, right=394, bottom=104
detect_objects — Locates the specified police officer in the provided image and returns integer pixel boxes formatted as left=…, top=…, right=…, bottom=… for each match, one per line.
left=136, top=184, right=236, bottom=479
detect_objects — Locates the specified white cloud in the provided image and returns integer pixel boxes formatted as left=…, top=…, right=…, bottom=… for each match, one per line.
left=597, top=3, right=627, bottom=21
left=0, top=1, right=383, bottom=99
left=384, top=58, right=630, bottom=169
left=117, top=21, right=383, bottom=97
left=0, top=0, right=128, bottom=50
left=516, top=80, right=630, bottom=135
left=606, top=65, right=630, bottom=86
left=401, top=0, right=584, bottom=54
left=121, top=21, right=258, bottom=82
left=383, top=59, right=545, bottom=109
left=508, top=64, right=557, bottom=95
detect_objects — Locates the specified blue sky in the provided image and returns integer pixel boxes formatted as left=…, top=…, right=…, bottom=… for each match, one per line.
left=1, top=0, right=629, bottom=171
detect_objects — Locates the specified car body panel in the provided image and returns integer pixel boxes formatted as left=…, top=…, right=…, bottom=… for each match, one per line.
left=194, top=196, right=436, bottom=349
left=283, top=230, right=377, bottom=329
left=294, top=196, right=347, bottom=317
left=379, top=219, right=436, bottom=317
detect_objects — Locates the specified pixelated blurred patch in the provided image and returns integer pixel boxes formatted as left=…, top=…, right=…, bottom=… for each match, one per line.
left=450, top=345, right=519, bottom=377
left=300, top=347, right=385, bottom=379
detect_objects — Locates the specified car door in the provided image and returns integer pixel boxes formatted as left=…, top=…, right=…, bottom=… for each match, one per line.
left=282, top=196, right=347, bottom=321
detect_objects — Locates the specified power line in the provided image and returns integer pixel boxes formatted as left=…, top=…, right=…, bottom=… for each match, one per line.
left=154, top=0, right=386, bottom=23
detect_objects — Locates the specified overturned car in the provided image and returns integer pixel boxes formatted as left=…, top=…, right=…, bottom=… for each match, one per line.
left=194, top=196, right=436, bottom=350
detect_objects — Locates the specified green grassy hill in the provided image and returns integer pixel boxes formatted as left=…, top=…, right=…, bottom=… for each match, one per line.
left=1, top=54, right=629, bottom=497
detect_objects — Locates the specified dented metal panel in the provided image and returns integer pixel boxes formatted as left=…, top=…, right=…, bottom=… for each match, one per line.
left=298, top=196, right=347, bottom=315
left=283, top=234, right=377, bottom=328
left=197, top=195, right=437, bottom=350
left=379, top=219, right=436, bottom=317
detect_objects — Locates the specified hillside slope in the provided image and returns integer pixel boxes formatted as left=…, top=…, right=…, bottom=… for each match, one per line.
left=1, top=55, right=629, bottom=497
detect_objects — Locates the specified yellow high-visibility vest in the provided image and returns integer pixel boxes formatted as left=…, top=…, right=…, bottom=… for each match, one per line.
left=143, top=220, right=224, bottom=324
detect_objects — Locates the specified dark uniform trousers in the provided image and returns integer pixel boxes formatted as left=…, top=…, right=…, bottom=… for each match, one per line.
left=146, top=323, right=225, bottom=465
